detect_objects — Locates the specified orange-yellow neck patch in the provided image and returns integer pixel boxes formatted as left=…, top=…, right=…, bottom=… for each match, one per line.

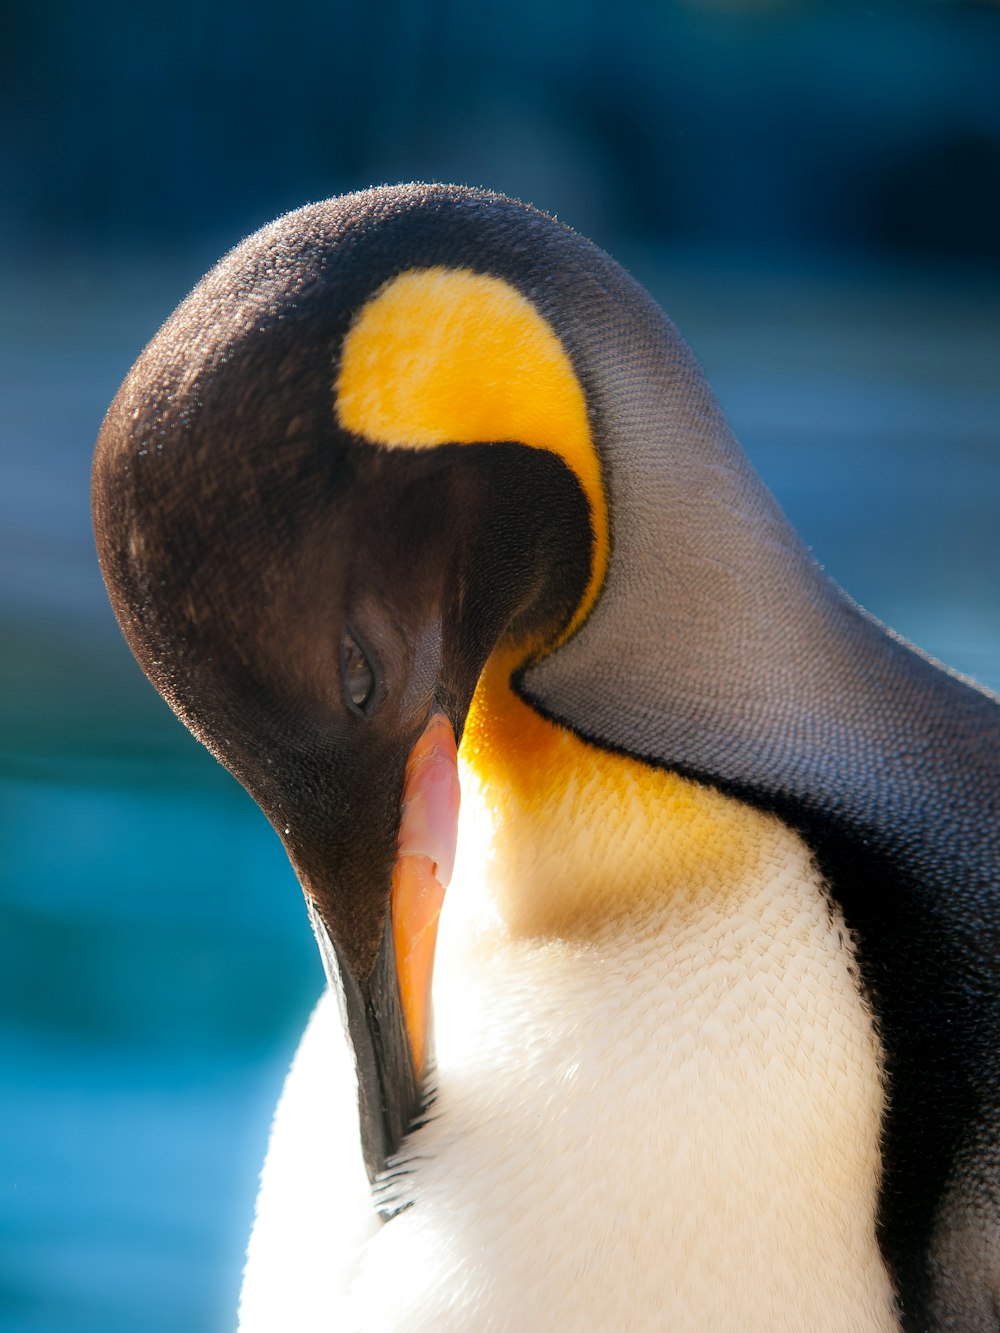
left=460, top=646, right=784, bottom=940
left=335, top=266, right=607, bottom=640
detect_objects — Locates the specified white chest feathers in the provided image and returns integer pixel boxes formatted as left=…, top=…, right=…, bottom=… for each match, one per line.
left=239, top=814, right=900, bottom=1332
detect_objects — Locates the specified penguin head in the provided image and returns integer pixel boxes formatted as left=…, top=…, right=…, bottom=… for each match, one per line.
left=92, top=187, right=602, bottom=1179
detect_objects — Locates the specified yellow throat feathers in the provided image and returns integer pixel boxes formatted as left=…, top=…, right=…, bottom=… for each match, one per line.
left=335, top=267, right=783, bottom=938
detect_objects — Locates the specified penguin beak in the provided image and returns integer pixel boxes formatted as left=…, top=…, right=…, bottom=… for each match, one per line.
left=391, top=713, right=461, bottom=1080
left=306, top=711, right=461, bottom=1189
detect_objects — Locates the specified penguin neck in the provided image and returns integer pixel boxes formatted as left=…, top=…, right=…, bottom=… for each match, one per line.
left=521, top=258, right=1000, bottom=888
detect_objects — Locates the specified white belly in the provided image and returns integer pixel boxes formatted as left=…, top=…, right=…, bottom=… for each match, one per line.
left=240, top=811, right=899, bottom=1332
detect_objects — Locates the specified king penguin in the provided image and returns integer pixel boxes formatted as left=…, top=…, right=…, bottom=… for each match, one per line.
left=92, top=185, right=1000, bottom=1332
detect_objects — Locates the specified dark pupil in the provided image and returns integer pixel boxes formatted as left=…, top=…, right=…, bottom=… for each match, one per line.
left=342, top=634, right=374, bottom=709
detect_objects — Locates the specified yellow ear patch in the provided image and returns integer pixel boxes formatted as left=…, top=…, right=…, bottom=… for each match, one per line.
left=335, top=267, right=606, bottom=639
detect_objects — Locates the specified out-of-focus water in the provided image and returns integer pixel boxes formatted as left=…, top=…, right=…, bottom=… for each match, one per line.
left=1, top=253, right=997, bottom=1332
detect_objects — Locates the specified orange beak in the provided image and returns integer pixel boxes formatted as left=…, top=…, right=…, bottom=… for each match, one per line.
left=391, top=712, right=461, bottom=1078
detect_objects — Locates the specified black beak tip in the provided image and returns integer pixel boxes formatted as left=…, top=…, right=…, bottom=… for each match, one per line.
left=310, top=906, right=425, bottom=1187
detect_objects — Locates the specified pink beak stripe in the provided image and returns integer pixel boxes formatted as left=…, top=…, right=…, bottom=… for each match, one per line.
left=391, top=713, right=461, bottom=1077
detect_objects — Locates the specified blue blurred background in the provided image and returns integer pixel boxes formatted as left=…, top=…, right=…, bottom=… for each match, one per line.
left=3, top=2, right=999, bottom=1328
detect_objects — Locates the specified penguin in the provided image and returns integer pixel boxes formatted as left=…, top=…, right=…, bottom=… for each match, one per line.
left=91, top=184, right=1000, bottom=1332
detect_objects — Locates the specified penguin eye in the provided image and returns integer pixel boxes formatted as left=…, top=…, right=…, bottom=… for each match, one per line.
left=341, top=631, right=377, bottom=715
